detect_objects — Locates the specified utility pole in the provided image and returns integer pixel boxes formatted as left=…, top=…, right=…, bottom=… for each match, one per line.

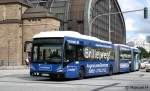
left=89, top=7, right=148, bottom=41
left=8, top=40, right=10, bottom=66
left=108, top=0, right=111, bottom=41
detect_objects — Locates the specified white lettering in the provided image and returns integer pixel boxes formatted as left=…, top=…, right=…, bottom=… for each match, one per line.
left=67, top=66, right=77, bottom=72
left=120, top=63, right=129, bottom=68
left=87, top=64, right=109, bottom=69
left=87, top=64, right=108, bottom=73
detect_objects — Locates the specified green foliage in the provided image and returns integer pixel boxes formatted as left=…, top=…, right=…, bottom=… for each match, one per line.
left=137, top=47, right=150, bottom=58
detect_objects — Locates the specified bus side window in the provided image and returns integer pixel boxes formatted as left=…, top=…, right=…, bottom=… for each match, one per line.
left=77, top=45, right=84, bottom=60
left=33, top=46, right=38, bottom=61
left=110, top=50, right=115, bottom=60
left=65, top=42, right=76, bottom=61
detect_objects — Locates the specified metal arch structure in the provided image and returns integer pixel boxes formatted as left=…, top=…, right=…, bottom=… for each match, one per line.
left=23, top=0, right=126, bottom=44
left=25, top=0, right=70, bottom=20
left=25, top=0, right=53, bottom=8
left=90, top=0, right=125, bottom=29
left=25, top=0, right=39, bottom=7
left=84, top=0, right=126, bottom=43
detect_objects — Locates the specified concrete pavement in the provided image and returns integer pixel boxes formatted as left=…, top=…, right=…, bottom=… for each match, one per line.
left=0, top=69, right=150, bottom=91
left=0, top=65, right=28, bottom=70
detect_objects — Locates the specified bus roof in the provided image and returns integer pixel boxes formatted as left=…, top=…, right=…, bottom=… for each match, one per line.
left=114, top=44, right=131, bottom=48
left=114, top=44, right=131, bottom=51
left=130, top=47, right=140, bottom=53
left=130, top=47, right=138, bottom=50
left=33, top=31, right=112, bottom=44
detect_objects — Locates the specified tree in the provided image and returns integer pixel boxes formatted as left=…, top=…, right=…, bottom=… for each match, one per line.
left=137, top=47, right=149, bottom=59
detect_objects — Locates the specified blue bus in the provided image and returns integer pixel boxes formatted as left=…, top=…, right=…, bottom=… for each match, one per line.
left=30, top=31, right=140, bottom=79
left=114, top=44, right=132, bottom=73
left=30, top=31, right=115, bottom=79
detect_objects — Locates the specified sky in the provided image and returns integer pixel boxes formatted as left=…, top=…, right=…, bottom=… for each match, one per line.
left=117, top=0, right=150, bottom=42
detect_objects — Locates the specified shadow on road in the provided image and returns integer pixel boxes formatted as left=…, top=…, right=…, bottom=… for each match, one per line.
left=18, top=71, right=138, bottom=82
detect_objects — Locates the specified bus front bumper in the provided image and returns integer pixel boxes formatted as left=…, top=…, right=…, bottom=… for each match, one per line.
left=49, top=72, right=64, bottom=78
left=30, top=71, right=64, bottom=78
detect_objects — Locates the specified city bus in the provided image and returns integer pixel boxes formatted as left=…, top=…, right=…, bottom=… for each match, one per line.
left=131, top=47, right=141, bottom=71
left=114, top=44, right=132, bottom=73
left=30, top=31, right=115, bottom=79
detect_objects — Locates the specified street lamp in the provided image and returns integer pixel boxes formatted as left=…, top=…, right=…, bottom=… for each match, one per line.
left=108, top=0, right=111, bottom=42
left=88, top=0, right=148, bottom=42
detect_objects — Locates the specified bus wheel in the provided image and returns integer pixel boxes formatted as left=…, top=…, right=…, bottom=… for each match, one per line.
left=79, top=67, right=85, bottom=79
left=38, top=73, right=42, bottom=76
left=109, top=66, right=113, bottom=76
left=50, top=75, right=57, bottom=80
left=129, top=64, right=131, bottom=72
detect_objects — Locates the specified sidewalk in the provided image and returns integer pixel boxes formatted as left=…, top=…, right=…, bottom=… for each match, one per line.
left=0, top=65, right=29, bottom=70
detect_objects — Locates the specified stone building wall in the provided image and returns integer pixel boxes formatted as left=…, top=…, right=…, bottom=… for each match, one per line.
left=23, top=18, right=60, bottom=42
left=22, top=18, right=60, bottom=64
left=0, top=24, right=22, bottom=66
left=0, top=4, right=27, bottom=20
left=0, top=3, right=60, bottom=66
left=0, top=3, right=28, bottom=66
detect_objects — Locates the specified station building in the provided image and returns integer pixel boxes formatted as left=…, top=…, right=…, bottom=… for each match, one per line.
left=0, top=0, right=125, bottom=66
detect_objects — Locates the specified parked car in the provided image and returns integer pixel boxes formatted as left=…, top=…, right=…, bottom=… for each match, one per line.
left=145, top=61, right=150, bottom=72
left=140, top=61, right=148, bottom=69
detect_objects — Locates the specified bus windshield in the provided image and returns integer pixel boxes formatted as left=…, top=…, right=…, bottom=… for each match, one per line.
left=32, top=45, right=62, bottom=63
left=32, top=38, right=64, bottom=63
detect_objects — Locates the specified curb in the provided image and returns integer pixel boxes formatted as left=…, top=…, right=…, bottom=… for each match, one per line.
left=0, top=66, right=29, bottom=70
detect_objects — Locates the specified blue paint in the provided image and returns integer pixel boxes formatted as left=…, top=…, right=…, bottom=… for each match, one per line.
left=64, top=36, right=112, bottom=48
left=119, top=60, right=130, bottom=72
left=30, top=59, right=115, bottom=78
left=30, top=63, right=61, bottom=73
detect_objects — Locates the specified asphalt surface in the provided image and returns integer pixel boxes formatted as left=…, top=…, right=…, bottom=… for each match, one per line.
left=0, top=69, right=150, bottom=91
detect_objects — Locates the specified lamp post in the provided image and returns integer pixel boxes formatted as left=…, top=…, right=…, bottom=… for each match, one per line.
left=8, top=40, right=10, bottom=66
left=108, top=0, right=111, bottom=41
left=88, top=0, right=148, bottom=42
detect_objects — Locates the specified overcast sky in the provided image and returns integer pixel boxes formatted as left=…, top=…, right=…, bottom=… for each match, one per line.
left=118, top=0, right=150, bottom=42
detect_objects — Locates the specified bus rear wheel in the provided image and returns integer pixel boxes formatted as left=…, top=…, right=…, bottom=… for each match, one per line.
left=79, top=67, right=85, bottom=79
left=129, top=64, right=131, bottom=72
left=109, top=66, right=113, bottom=76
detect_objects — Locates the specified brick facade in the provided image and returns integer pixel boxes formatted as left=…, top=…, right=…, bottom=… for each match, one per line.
left=0, top=3, right=60, bottom=66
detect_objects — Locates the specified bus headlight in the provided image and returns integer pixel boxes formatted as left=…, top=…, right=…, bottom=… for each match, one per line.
left=56, top=66, right=63, bottom=72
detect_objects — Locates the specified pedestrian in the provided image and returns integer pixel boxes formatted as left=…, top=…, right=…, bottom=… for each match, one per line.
left=25, top=57, right=29, bottom=67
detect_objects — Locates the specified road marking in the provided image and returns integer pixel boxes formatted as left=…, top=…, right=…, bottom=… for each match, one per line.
left=139, top=74, right=144, bottom=77
left=91, top=83, right=120, bottom=91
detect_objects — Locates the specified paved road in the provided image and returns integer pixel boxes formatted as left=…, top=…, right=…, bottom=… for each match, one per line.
left=0, top=69, right=150, bottom=91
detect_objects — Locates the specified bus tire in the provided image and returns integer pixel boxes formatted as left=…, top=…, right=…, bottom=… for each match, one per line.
left=129, top=64, right=131, bottom=72
left=50, top=75, right=57, bottom=80
left=79, top=67, right=85, bottom=79
left=109, top=66, right=113, bottom=76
